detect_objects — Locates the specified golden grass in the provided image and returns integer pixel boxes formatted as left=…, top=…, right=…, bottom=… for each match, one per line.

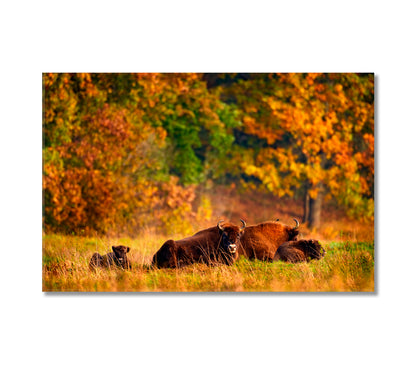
left=43, top=233, right=374, bottom=292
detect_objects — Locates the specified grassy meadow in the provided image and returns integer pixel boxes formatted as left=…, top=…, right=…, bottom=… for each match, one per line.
left=42, top=232, right=374, bottom=292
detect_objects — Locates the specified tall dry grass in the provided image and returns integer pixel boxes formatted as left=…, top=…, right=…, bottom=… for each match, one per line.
left=43, top=233, right=374, bottom=292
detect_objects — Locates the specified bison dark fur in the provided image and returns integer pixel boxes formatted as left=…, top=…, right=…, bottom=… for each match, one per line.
left=89, top=245, right=131, bottom=270
left=238, top=219, right=300, bottom=261
left=273, top=239, right=325, bottom=263
left=152, top=220, right=245, bottom=268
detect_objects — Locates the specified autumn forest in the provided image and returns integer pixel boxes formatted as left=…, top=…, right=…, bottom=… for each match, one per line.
left=42, top=73, right=374, bottom=237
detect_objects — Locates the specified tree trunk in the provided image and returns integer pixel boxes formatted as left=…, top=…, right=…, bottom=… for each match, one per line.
left=303, top=187, right=310, bottom=223
left=308, top=191, right=322, bottom=229
left=304, top=183, right=323, bottom=229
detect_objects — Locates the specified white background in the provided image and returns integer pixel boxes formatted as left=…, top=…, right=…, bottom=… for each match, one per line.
left=1, top=1, right=415, bottom=373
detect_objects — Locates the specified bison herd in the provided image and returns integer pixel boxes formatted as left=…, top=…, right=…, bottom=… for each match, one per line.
left=89, top=219, right=325, bottom=270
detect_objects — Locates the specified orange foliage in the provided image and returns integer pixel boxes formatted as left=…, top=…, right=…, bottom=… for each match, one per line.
left=43, top=73, right=374, bottom=235
left=43, top=73, right=239, bottom=235
left=225, top=73, right=374, bottom=220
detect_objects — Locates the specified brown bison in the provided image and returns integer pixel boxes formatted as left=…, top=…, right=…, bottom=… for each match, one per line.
left=273, top=239, right=325, bottom=263
left=152, top=220, right=246, bottom=268
left=89, top=245, right=131, bottom=270
left=238, top=219, right=300, bottom=261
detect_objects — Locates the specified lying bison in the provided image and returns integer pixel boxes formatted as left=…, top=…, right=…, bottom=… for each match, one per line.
left=89, top=245, right=131, bottom=270
left=152, top=220, right=246, bottom=268
left=238, top=219, right=300, bottom=261
left=273, top=239, right=325, bottom=263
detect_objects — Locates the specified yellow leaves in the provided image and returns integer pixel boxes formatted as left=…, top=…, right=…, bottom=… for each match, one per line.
left=324, top=134, right=342, bottom=155
left=309, top=188, right=319, bottom=199
left=244, top=164, right=259, bottom=176
left=294, top=99, right=303, bottom=109
left=309, top=142, right=321, bottom=155
left=327, top=178, right=340, bottom=191
left=355, top=152, right=363, bottom=164
left=244, top=162, right=281, bottom=193
left=266, top=97, right=283, bottom=111
left=308, top=171, right=321, bottom=187
left=302, top=122, right=313, bottom=136
left=291, top=108, right=307, bottom=126
left=363, top=133, right=374, bottom=150
left=326, top=110, right=338, bottom=126
left=243, top=115, right=255, bottom=126
left=359, top=176, right=370, bottom=195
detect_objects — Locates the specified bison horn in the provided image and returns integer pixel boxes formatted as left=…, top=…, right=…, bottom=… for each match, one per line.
left=217, top=220, right=225, bottom=231
left=240, top=219, right=246, bottom=230
left=293, top=218, right=299, bottom=229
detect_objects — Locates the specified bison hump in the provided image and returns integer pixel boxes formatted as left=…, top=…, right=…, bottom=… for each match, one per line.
left=152, top=240, right=178, bottom=268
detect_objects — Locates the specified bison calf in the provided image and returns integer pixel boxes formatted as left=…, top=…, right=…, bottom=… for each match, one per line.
left=273, top=240, right=325, bottom=263
left=89, top=245, right=131, bottom=270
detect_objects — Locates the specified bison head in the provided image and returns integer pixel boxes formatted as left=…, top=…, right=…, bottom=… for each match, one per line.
left=288, top=218, right=300, bottom=241
left=217, top=219, right=246, bottom=254
left=304, top=240, right=325, bottom=260
left=112, top=245, right=131, bottom=269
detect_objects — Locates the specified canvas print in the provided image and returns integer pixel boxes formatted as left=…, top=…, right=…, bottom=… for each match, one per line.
left=42, top=73, right=374, bottom=292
